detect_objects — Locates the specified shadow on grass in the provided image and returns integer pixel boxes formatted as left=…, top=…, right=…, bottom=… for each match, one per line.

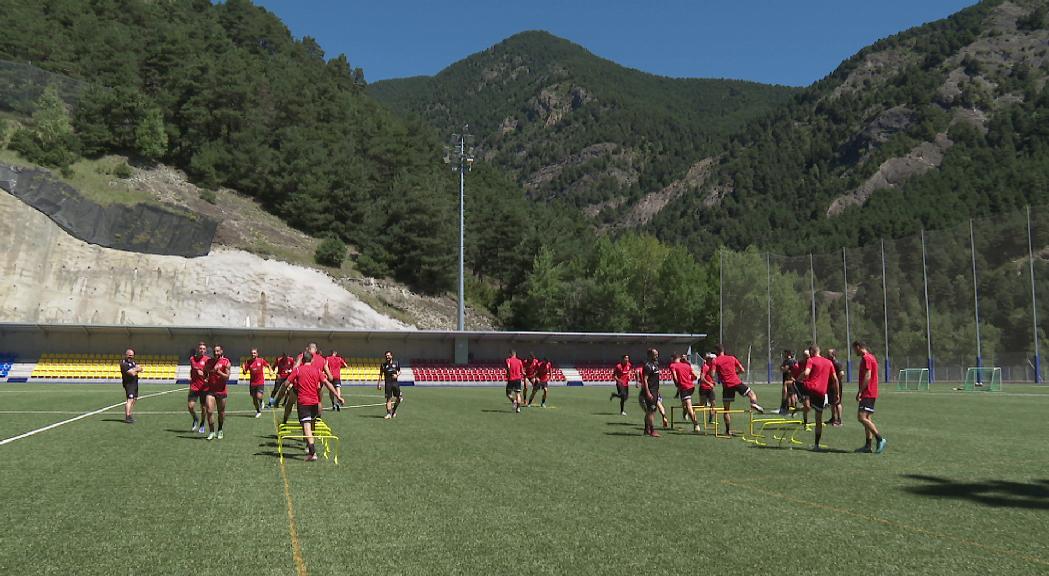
left=253, top=450, right=287, bottom=460
left=604, top=431, right=643, bottom=437
left=480, top=409, right=517, bottom=414
left=101, top=418, right=129, bottom=424
left=162, top=428, right=205, bottom=440
left=901, top=475, right=1049, bottom=510
left=360, top=414, right=388, bottom=419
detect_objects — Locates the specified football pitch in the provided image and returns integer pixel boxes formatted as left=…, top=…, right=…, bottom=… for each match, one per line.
left=1, top=384, right=1048, bottom=575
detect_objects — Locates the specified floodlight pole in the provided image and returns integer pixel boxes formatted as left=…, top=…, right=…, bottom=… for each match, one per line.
left=809, top=253, right=816, bottom=344
left=457, top=134, right=465, bottom=332
left=881, top=239, right=891, bottom=382
left=921, top=229, right=934, bottom=384
left=1028, top=205, right=1041, bottom=383
left=969, top=219, right=982, bottom=372
left=719, top=248, right=724, bottom=345
left=843, top=246, right=852, bottom=383
left=766, top=252, right=772, bottom=384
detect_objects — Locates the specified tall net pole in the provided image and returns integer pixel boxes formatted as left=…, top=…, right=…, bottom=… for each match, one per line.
left=448, top=128, right=474, bottom=332
left=921, top=229, right=934, bottom=384
left=969, top=219, right=982, bottom=371
left=767, top=251, right=772, bottom=384
left=881, top=239, right=891, bottom=382
left=843, top=246, right=852, bottom=383
left=809, top=253, right=817, bottom=344
left=719, top=248, right=724, bottom=345
left=1029, top=206, right=1042, bottom=383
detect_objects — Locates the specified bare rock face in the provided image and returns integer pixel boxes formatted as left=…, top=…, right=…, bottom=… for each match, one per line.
left=622, top=157, right=718, bottom=226
left=827, top=133, right=953, bottom=216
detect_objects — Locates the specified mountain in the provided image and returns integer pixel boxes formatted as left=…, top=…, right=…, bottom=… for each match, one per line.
left=370, top=31, right=798, bottom=215
left=646, top=0, right=1049, bottom=257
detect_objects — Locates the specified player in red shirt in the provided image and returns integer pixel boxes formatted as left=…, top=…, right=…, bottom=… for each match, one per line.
left=242, top=348, right=271, bottom=418
left=610, top=355, right=632, bottom=416
left=801, top=344, right=838, bottom=451
left=286, top=350, right=343, bottom=462
left=281, top=343, right=334, bottom=425
left=713, top=344, right=764, bottom=436
left=669, top=354, right=701, bottom=432
left=326, top=351, right=348, bottom=412
left=527, top=357, right=553, bottom=408
left=853, top=340, right=886, bottom=453
left=187, top=341, right=210, bottom=434
left=522, top=353, right=539, bottom=407
left=204, top=344, right=232, bottom=440
left=505, top=350, right=525, bottom=413
left=698, top=353, right=717, bottom=424
left=267, top=352, right=296, bottom=408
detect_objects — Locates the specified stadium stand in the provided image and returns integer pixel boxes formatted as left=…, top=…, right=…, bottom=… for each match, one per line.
left=411, top=360, right=567, bottom=384
left=30, top=353, right=178, bottom=381
left=341, top=357, right=384, bottom=382
left=576, top=363, right=672, bottom=383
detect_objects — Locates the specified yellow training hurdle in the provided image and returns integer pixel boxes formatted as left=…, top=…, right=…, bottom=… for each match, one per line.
left=276, top=419, right=340, bottom=464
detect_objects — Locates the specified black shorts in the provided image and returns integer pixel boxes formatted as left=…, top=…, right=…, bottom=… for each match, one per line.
left=698, top=387, right=716, bottom=403
left=535, top=380, right=549, bottom=389
left=788, top=382, right=802, bottom=397
left=828, top=383, right=841, bottom=405
left=188, top=388, right=206, bottom=401
left=639, top=393, right=659, bottom=413
left=385, top=382, right=401, bottom=400
left=123, top=382, right=139, bottom=399
left=807, top=390, right=828, bottom=412
left=678, top=387, right=695, bottom=401
left=207, top=389, right=228, bottom=400
left=249, top=385, right=264, bottom=396
left=276, top=377, right=288, bottom=389
left=858, top=398, right=876, bottom=413
left=506, top=380, right=522, bottom=394
left=722, top=383, right=751, bottom=401
left=331, top=378, right=342, bottom=388
left=297, top=403, right=320, bottom=423
left=615, top=383, right=629, bottom=399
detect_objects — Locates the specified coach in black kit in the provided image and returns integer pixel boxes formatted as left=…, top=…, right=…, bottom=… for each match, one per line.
left=378, top=351, right=402, bottom=420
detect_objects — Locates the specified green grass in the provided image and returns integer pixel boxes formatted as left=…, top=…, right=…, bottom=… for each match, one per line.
left=0, top=148, right=156, bottom=206
left=0, top=384, right=1047, bottom=575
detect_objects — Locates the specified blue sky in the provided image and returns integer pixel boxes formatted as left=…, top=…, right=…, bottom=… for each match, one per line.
left=254, top=0, right=977, bottom=86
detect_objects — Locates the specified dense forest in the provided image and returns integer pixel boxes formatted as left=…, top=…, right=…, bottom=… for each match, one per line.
left=371, top=31, right=796, bottom=210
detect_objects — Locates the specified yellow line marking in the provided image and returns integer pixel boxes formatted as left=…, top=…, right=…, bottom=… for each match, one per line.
left=280, top=456, right=308, bottom=576
left=722, top=479, right=1049, bottom=568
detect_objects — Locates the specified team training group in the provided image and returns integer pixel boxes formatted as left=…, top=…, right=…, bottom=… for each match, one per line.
left=115, top=340, right=885, bottom=461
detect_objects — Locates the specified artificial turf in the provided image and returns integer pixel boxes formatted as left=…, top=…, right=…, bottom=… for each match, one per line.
left=0, top=383, right=1047, bottom=575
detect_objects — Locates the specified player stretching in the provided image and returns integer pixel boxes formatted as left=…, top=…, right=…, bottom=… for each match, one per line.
left=378, top=351, right=402, bottom=419
left=267, top=352, right=294, bottom=408
left=698, top=354, right=717, bottom=424
left=610, top=354, right=632, bottom=416
left=242, top=349, right=270, bottom=418
left=188, top=342, right=210, bottom=433
left=527, top=357, right=552, bottom=407
left=523, top=353, right=539, bottom=406
left=505, top=350, right=525, bottom=413
left=827, top=348, right=845, bottom=427
left=287, top=351, right=343, bottom=462
left=713, top=345, right=764, bottom=436
left=119, top=349, right=143, bottom=424
left=670, top=354, right=700, bottom=432
left=853, top=341, right=886, bottom=453
left=800, top=345, right=837, bottom=451
left=204, top=344, right=231, bottom=440
left=326, top=351, right=347, bottom=412
left=639, top=348, right=663, bottom=437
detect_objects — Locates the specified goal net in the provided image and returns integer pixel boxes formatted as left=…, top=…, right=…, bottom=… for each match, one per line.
left=896, top=368, right=929, bottom=391
left=963, top=367, right=1002, bottom=392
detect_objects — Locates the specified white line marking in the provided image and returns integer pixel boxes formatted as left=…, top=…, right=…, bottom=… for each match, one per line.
left=0, top=387, right=186, bottom=446
left=0, top=402, right=387, bottom=416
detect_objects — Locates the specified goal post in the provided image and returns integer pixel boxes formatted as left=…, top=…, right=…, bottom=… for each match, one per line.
left=963, top=367, right=1002, bottom=391
left=896, top=368, right=929, bottom=391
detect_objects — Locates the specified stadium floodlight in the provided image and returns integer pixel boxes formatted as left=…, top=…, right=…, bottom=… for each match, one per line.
left=445, top=126, right=475, bottom=332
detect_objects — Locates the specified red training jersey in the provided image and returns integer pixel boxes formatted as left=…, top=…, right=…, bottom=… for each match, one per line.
left=859, top=352, right=879, bottom=399
left=288, top=364, right=325, bottom=406
left=506, top=357, right=524, bottom=381
left=275, top=356, right=295, bottom=378
left=243, top=357, right=270, bottom=386
left=670, top=360, right=696, bottom=391
left=613, top=362, right=632, bottom=385
left=326, top=355, right=347, bottom=380
left=189, top=354, right=211, bottom=392
left=699, top=362, right=715, bottom=390
left=524, top=358, right=538, bottom=378
left=789, top=359, right=806, bottom=381
left=713, top=354, right=743, bottom=387
left=207, top=356, right=232, bottom=392
left=804, top=356, right=835, bottom=395
left=296, top=352, right=327, bottom=370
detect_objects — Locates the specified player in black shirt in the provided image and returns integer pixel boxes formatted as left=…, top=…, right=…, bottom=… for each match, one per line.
left=827, top=349, right=845, bottom=426
left=119, top=349, right=143, bottom=424
left=777, top=350, right=797, bottom=415
left=377, top=351, right=402, bottom=419
left=639, top=348, right=662, bottom=437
